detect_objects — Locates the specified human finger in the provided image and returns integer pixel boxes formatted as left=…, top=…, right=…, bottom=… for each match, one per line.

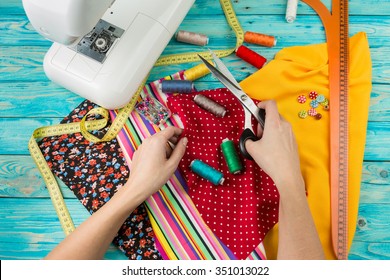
left=167, top=137, right=188, bottom=171
left=159, top=126, right=183, bottom=140
left=257, top=100, right=281, bottom=125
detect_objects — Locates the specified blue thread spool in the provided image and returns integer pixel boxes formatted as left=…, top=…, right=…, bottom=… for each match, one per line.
left=160, top=80, right=194, bottom=94
left=190, top=159, right=224, bottom=185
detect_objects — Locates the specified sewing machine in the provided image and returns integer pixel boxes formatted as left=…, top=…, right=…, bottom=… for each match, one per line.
left=22, top=0, right=194, bottom=109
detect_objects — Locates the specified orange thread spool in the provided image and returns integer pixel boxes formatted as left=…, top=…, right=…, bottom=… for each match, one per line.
left=244, top=31, right=277, bottom=47
left=235, top=45, right=267, bottom=69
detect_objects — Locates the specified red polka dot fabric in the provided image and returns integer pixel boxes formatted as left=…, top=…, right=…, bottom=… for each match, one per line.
left=167, top=88, right=279, bottom=259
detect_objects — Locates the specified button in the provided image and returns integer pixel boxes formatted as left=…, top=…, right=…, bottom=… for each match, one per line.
left=298, top=110, right=308, bottom=119
left=297, top=95, right=307, bottom=104
left=316, top=94, right=325, bottom=103
left=320, top=98, right=329, bottom=106
left=310, top=100, right=319, bottom=108
left=308, top=108, right=318, bottom=116
left=309, top=91, right=318, bottom=99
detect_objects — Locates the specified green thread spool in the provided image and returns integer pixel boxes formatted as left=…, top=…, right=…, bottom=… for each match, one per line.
left=190, top=159, right=224, bottom=185
left=221, top=138, right=243, bottom=174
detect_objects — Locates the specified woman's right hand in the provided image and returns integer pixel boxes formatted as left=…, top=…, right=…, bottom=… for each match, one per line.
left=245, top=100, right=305, bottom=195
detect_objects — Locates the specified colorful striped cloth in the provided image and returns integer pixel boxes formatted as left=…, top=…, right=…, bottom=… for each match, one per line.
left=110, top=71, right=267, bottom=260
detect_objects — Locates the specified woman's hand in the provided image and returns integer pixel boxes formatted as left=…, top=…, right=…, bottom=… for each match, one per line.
left=125, top=126, right=188, bottom=203
left=245, top=100, right=304, bottom=195
left=246, top=100, right=324, bottom=259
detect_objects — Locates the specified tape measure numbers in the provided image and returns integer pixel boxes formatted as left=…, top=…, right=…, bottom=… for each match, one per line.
left=28, top=117, right=109, bottom=234
left=29, top=0, right=244, bottom=236
left=303, top=0, right=350, bottom=260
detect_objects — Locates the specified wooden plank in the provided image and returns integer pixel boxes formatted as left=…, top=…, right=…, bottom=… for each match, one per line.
left=0, top=242, right=127, bottom=260
left=0, top=198, right=388, bottom=260
left=0, top=117, right=62, bottom=155
left=0, top=155, right=76, bottom=199
left=2, top=14, right=390, bottom=47
left=360, top=162, right=390, bottom=203
left=1, top=81, right=389, bottom=121
left=3, top=117, right=389, bottom=160
left=0, top=198, right=88, bottom=244
left=0, top=198, right=128, bottom=260
left=0, top=81, right=85, bottom=118
left=1, top=43, right=389, bottom=85
left=354, top=204, right=390, bottom=243
left=349, top=241, right=390, bottom=260
left=1, top=155, right=389, bottom=203
left=364, top=122, right=390, bottom=161
left=2, top=0, right=390, bottom=16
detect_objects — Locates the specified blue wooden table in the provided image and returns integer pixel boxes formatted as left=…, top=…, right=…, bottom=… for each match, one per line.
left=0, top=0, right=389, bottom=260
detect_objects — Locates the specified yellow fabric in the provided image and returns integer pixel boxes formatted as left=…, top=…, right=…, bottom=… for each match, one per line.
left=240, top=32, right=372, bottom=260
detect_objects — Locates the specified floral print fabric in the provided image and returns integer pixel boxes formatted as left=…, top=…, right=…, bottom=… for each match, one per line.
left=38, top=100, right=162, bottom=260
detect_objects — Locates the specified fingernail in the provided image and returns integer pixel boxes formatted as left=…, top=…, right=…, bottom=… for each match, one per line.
left=182, top=137, right=188, bottom=147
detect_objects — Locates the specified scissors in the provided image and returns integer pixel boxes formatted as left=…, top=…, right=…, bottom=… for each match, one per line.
left=198, top=52, right=266, bottom=160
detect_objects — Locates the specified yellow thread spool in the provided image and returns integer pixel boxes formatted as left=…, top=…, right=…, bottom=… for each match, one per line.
left=184, top=62, right=214, bottom=81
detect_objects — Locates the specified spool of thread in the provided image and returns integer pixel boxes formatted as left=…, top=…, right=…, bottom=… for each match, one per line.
left=235, top=45, right=267, bottom=69
left=194, top=94, right=227, bottom=117
left=244, top=31, right=277, bottom=47
left=160, top=80, right=194, bottom=94
left=176, top=30, right=209, bottom=46
left=184, top=63, right=212, bottom=81
left=221, top=138, right=243, bottom=175
left=190, top=159, right=224, bottom=185
left=286, top=0, right=298, bottom=23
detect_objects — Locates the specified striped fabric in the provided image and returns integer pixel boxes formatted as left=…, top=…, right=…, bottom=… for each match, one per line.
left=110, top=71, right=267, bottom=260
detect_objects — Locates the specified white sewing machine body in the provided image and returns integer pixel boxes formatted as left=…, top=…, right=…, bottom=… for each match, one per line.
left=22, top=0, right=194, bottom=109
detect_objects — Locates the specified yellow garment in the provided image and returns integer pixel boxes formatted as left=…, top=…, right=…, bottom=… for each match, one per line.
left=240, top=32, right=372, bottom=260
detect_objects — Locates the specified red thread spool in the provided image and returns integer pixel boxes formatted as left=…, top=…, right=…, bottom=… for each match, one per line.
left=235, top=45, right=266, bottom=69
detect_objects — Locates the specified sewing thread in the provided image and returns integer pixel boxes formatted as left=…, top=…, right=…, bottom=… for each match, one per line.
left=184, top=63, right=212, bottom=81
left=221, top=138, right=243, bottom=174
left=160, top=80, right=194, bottom=94
left=286, top=0, right=299, bottom=23
left=235, top=45, right=267, bottom=69
left=244, top=31, right=277, bottom=47
left=176, top=30, right=209, bottom=46
left=194, top=94, right=227, bottom=117
left=190, top=159, right=224, bottom=185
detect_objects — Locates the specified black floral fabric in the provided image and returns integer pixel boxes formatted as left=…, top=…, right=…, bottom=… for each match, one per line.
left=38, top=100, right=162, bottom=260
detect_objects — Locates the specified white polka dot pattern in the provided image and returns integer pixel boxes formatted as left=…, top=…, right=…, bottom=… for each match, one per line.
left=168, top=88, right=279, bottom=260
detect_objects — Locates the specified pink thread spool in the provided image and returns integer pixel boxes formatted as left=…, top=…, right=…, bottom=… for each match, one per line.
left=235, top=45, right=267, bottom=69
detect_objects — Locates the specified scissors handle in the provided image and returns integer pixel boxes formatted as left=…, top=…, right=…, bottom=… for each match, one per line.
left=239, top=108, right=266, bottom=160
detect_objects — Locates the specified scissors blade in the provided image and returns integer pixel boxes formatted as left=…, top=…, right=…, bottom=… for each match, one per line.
left=209, top=50, right=242, bottom=90
left=198, top=54, right=264, bottom=127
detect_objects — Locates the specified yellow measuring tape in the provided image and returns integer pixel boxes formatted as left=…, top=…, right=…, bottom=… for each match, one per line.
left=28, top=0, right=244, bottom=235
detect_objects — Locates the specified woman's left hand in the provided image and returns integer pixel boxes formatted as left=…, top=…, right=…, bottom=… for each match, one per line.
left=125, top=126, right=188, bottom=203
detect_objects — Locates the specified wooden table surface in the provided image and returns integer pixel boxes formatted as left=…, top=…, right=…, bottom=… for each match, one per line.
left=1, top=0, right=389, bottom=260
